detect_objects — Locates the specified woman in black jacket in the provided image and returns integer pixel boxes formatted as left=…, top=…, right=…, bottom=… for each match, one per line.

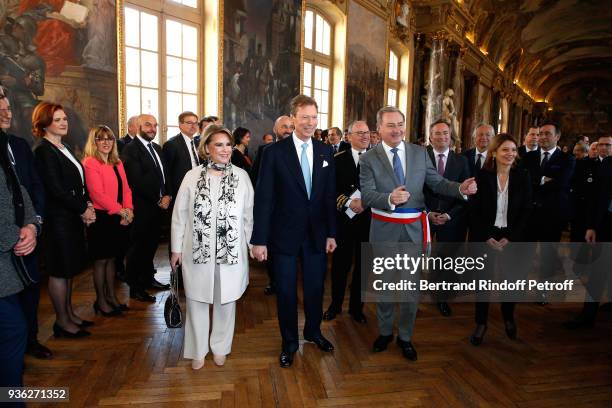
left=468, top=133, right=532, bottom=345
left=33, top=102, right=96, bottom=338
left=230, top=127, right=252, bottom=172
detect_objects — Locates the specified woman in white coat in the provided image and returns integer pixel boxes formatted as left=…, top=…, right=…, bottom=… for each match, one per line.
left=170, top=125, right=254, bottom=370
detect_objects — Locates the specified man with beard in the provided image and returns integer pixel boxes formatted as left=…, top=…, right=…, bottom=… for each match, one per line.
left=121, top=114, right=171, bottom=302
left=250, top=115, right=294, bottom=295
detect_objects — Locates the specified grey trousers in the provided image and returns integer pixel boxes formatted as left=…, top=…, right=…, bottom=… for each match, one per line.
left=376, top=228, right=419, bottom=341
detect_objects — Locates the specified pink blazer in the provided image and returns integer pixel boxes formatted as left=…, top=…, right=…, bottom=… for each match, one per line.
left=83, top=157, right=133, bottom=214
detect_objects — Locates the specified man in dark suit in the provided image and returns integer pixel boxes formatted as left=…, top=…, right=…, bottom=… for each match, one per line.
left=121, top=114, right=172, bottom=302
left=250, top=115, right=294, bottom=295
left=521, top=120, right=575, bottom=242
left=518, top=126, right=538, bottom=158
left=568, top=135, right=611, bottom=243
left=424, top=119, right=470, bottom=316
left=327, top=127, right=349, bottom=153
left=323, top=120, right=371, bottom=324
left=162, top=111, right=200, bottom=201
left=565, top=155, right=612, bottom=329
left=1, top=91, right=52, bottom=359
left=117, top=115, right=139, bottom=153
left=521, top=120, right=575, bottom=303
left=463, top=123, right=493, bottom=177
left=251, top=95, right=337, bottom=368
left=250, top=115, right=293, bottom=187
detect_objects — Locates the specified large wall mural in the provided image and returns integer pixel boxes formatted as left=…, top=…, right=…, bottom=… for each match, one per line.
left=223, top=0, right=301, bottom=148
left=344, top=0, right=386, bottom=129
left=0, top=0, right=118, bottom=151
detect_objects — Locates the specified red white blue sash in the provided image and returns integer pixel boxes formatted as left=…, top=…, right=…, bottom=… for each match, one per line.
left=371, top=207, right=431, bottom=244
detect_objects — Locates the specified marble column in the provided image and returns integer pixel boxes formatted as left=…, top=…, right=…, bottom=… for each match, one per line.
left=424, top=32, right=448, bottom=144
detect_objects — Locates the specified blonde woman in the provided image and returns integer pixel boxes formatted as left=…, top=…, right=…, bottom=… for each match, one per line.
left=170, top=125, right=254, bottom=369
left=83, top=125, right=133, bottom=316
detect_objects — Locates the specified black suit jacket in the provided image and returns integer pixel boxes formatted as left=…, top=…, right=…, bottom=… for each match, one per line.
left=569, top=158, right=601, bottom=222
left=117, top=134, right=135, bottom=154
left=9, top=134, right=45, bottom=216
left=520, top=147, right=575, bottom=222
left=424, top=147, right=470, bottom=241
left=463, top=148, right=486, bottom=178
left=333, top=149, right=370, bottom=240
left=587, top=156, right=612, bottom=235
left=162, top=133, right=198, bottom=199
left=250, top=143, right=270, bottom=186
left=121, top=137, right=170, bottom=213
left=251, top=136, right=336, bottom=255
left=469, top=167, right=533, bottom=242
left=33, top=138, right=89, bottom=219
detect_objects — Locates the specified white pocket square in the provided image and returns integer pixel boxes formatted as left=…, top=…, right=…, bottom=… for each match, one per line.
left=323, top=160, right=329, bottom=168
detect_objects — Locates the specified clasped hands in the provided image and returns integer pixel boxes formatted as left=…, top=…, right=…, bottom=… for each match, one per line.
left=158, top=195, right=172, bottom=210
left=81, top=203, right=96, bottom=226
left=119, top=208, right=134, bottom=226
left=486, top=237, right=509, bottom=251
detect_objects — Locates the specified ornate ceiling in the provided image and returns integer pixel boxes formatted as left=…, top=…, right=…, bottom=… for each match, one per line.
left=466, top=0, right=612, bottom=106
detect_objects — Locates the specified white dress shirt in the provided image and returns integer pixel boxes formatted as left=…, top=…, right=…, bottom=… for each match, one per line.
left=181, top=132, right=199, bottom=167
left=137, top=135, right=166, bottom=183
left=475, top=149, right=487, bottom=166
left=292, top=133, right=313, bottom=178
left=381, top=140, right=406, bottom=177
left=351, top=147, right=365, bottom=167
left=433, top=147, right=450, bottom=172
left=494, top=174, right=509, bottom=228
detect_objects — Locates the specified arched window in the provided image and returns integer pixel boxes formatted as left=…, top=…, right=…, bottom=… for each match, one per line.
left=123, top=1, right=201, bottom=143
left=302, top=8, right=333, bottom=129
left=387, top=50, right=399, bottom=107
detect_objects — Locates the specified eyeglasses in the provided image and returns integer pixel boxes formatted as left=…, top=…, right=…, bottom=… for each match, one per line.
left=351, top=131, right=371, bottom=137
left=95, top=137, right=115, bottom=142
left=0, top=108, right=11, bottom=113
left=182, top=121, right=198, bottom=126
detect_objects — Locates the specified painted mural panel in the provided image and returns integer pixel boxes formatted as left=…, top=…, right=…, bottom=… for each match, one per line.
left=345, top=0, right=386, bottom=129
left=0, top=0, right=117, bottom=151
left=223, top=0, right=301, bottom=147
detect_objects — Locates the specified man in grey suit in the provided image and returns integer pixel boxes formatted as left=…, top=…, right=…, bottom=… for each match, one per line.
left=360, top=107, right=477, bottom=361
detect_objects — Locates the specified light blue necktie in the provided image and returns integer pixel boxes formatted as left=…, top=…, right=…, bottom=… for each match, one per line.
left=391, top=147, right=405, bottom=186
left=301, top=143, right=312, bottom=198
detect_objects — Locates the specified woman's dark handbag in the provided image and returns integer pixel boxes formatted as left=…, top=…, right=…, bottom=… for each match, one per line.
left=164, top=265, right=183, bottom=328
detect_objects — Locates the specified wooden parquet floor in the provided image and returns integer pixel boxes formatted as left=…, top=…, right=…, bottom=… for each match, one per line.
left=25, top=245, right=612, bottom=407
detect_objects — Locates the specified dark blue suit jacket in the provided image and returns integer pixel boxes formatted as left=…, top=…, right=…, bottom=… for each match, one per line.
left=9, top=135, right=45, bottom=216
left=251, top=136, right=336, bottom=255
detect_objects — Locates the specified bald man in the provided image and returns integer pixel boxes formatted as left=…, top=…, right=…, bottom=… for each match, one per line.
left=250, top=115, right=294, bottom=295
left=121, top=114, right=172, bottom=302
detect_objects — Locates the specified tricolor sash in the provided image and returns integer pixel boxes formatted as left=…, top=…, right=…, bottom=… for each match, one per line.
left=371, top=207, right=431, bottom=244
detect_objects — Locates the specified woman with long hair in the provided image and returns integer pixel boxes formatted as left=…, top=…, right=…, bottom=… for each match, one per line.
left=468, top=133, right=532, bottom=345
left=83, top=125, right=133, bottom=316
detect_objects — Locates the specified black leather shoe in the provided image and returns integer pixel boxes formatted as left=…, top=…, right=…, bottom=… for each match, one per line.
left=26, top=341, right=53, bottom=359
left=130, top=289, right=156, bottom=302
left=372, top=334, right=394, bottom=352
left=304, top=335, right=334, bottom=352
left=504, top=320, right=517, bottom=340
left=396, top=338, right=417, bottom=361
left=563, top=317, right=595, bottom=330
left=149, top=278, right=170, bottom=290
left=53, top=323, right=90, bottom=338
left=263, top=285, right=276, bottom=295
left=77, top=320, right=94, bottom=328
left=469, top=324, right=487, bottom=346
left=349, top=311, right=367, bottom=324
left=437, top=302, right=452, bottom=317
left=279, top=350, right=295, bottom=368
left=322, top=307, right=340, bottom=321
